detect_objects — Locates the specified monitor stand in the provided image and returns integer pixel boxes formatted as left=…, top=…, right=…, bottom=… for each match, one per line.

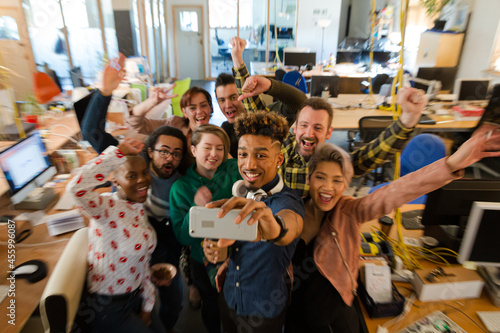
left=13, top=187, right=58, bottom=210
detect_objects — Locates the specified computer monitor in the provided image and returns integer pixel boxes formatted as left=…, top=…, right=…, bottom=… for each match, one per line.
left=422, top=179, right=500, bottom=227
left=421, top=179, right=500, bottom=255
left=415, top=67, right=458, bottom=92
left=458, top=201, right=500, bottom=267
left=0, top=131, right=56, bottom=205
left=310, top=75, right=340, bottom=97
left=284, top=52, right=316, bottom=68
left=453, top=78, right=492, bottom=102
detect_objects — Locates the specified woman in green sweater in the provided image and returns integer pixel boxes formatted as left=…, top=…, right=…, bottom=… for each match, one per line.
left=170, top=124, right=240, bottom=333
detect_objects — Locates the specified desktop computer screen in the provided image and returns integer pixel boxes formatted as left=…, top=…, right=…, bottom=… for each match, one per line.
left=458, top=201, right=500, bottom=267
left=284, top=52, right=316, bottom=68
left=415, top=67, right=458, bottom=92
left=422, top=179, right=500, bottom=227
left=0, top=131, right=56, bottom=204
left=310, top=75, right=340, bottom=97
left=454, top=78, right=491, bottom=102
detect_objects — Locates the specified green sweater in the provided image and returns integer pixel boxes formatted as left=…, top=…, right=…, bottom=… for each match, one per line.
left=170, top=159, right=241, bottom=263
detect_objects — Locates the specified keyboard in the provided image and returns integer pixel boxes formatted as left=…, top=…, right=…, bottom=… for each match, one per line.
left=402, top=210, right=425, bottom=230
left=477, top=311, right=500, bottom=333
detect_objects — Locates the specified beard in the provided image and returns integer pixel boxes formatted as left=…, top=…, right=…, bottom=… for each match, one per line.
left=152, top=160, right=175, bottom=179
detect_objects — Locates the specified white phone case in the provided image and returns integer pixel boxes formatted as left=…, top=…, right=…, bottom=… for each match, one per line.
left=189, top=207, right=258, bottom=241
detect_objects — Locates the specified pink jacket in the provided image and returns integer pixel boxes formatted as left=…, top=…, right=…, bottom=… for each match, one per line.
left=314, top=158, right=463, bottom=306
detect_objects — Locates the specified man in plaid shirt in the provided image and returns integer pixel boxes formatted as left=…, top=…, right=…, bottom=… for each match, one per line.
left=225, top=37, right=424, bottom=198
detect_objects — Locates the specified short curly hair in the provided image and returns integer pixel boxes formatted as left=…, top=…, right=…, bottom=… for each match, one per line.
left=234, top=111, right=289, bottom=144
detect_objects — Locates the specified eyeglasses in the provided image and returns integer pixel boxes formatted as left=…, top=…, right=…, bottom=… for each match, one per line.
left=152, top=149, right=182, bottom=160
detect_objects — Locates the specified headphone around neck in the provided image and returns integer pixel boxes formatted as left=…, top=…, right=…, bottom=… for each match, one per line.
left=232, top=175, right=284, bottom=202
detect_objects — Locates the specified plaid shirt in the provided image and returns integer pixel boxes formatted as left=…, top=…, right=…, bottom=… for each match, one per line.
left=233, top=64, right=415, bottom=197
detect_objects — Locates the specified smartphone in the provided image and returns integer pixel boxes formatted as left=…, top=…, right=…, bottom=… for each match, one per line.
left=189, top=207, right=258, bottom=241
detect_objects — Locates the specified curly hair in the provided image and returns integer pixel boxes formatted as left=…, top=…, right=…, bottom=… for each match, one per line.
left=234, top=111, right=289, bottom=144
left=140, top=125, right=189, bottom=174
left=307, top=142, right=353, bottom=188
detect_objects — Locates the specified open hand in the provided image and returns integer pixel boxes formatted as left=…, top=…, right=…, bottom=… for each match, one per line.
left=101, top=53, right=126, bottom=96
left=149, top=85, right=178, bottom=105
left=117, top=138, right=144, bottom=155
left=472, top=123, right=500, bottom=151
left=447, top=129, right=500, bottom=172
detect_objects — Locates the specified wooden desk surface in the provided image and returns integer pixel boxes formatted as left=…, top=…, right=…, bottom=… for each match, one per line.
left=329, top=95, right=478, bottom=132
left=0, top=181, right=86, bottom=332
left=359, top=205, right=495, bottom=332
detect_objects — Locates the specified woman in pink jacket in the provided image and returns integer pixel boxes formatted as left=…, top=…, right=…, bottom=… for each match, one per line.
left=285, top=128, right=500, bottom=333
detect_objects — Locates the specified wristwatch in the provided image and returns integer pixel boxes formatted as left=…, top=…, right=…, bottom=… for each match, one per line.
left=265, top=214, right=288, bottom=243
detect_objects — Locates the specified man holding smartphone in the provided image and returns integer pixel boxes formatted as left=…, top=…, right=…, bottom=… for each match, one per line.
left=206, top=111, right=305, bottom=332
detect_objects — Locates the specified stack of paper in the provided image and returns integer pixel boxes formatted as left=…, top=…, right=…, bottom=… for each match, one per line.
left=44, top=209, right=85, bottom=236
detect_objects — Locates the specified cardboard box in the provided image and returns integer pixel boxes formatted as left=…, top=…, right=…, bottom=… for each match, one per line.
left=412, top=266, right=484, bottom=302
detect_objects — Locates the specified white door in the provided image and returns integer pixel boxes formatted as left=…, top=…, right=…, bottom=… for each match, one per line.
left=0, top=6, right=36, bottom=101
left=174, top=6, right=204, bottom=80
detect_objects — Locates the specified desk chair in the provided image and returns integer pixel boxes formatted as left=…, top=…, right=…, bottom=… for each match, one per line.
left=39, top=227, right=88, bottom=333
left=368, top=134, right=446, bottom=204
left=349, top=116, right=395, bottom=194
left=283, top=70, right=308, bottom=94
left=275, top=69, right=286, bottom=81
left=33, top=71, right=62, bottom=104
left=360, top=74, right=390, bottom=94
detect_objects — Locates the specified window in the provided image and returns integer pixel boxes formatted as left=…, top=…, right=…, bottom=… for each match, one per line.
left=0, top=16, right=20, bottom=40
left=180, top=11, right=199, bottom=32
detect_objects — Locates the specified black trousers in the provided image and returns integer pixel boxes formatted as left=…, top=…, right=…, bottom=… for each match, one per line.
left=285, top=269, right=361, bottom=333
left=219, top=291, right=288, bottom=333
left=191, top=259, right=221, bottom=333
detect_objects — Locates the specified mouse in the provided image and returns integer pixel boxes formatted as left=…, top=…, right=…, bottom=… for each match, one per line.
left=13, top=264, right=39, bottom=276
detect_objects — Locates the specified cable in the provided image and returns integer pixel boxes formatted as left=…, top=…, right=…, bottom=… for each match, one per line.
left=438, top=302, right=488, bottom=333
left=44, top=132, right=91, bottom=154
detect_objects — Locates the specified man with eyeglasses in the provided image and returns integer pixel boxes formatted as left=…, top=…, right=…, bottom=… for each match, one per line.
left=80, top=54, right=188, bottom=333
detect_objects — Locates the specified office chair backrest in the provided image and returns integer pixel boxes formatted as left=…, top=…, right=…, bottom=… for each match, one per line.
left=70, top=67, right=85, bottom=88
left=171, top=77, right=191, bottom=116
left=358, top=116, right=395, bottom=142
left=282, top=70, right=308, bottom=94
left=371, top=74, right=390, bottom=94
left=275, top=69, right=286, bottom=81
left=39, top=227, right=88, bottom=333
left=400, top=134, right=446, bottom=176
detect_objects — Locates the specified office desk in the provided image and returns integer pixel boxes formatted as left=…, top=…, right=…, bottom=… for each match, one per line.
left=329, top=95, right=478, bottom=132
left=0, top=222, right=72, bottom=333
left=359, top=205, right=495, bottom=332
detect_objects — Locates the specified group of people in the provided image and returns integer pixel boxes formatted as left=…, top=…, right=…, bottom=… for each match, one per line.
left=67, top=37, right=500, bottom=333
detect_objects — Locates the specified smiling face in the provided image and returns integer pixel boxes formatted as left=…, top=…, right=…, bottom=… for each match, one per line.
left=191, top=133, right=225, bottom=179
left=182, top=92, right=212, bottom=131
left=216, top=84, right=245, bottom=123
left=114, top=156, right=151, bottom=203
left=308, top=161, right=345, bottom=212
left=294, top=106, right=333, bottom=161
left=238, top=134, right=284, bottom=190
left=148, top=135, right=183, bottom=179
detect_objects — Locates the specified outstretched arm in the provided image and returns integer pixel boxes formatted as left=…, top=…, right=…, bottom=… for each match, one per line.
left=350, top=88, right=425, bottom=177
left=230, top=37, right=269, bottom=113
left=81, top=54, right=126, bottom=154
